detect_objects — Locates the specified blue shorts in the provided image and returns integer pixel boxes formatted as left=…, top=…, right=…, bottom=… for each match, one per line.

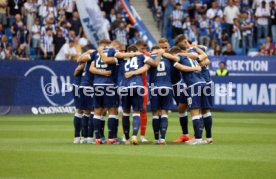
left=79, top=86, right=94, bottom=110
left=187, top=83, right=207, bottom=109
left=150, top=88, right=174, bottom=111
left=72, top=85, right=82, bottom=109
left=93, top=85, right=119, bottom=108
left=121, top=87, right=144, bottom=111
left=173, top=83, right=188, bottom=105
left=201, top=82, right=214, bottom=109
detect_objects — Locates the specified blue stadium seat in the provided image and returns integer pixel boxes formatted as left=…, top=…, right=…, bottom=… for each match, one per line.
left=169, top=39, right=174, bottom=47
left=234, top=48, right=245, bottom=55
left=5, top=28, right=13, bottom=44
left=257, top=38, right=266, bottom=48
left=30, top=48, right=35, bottom=56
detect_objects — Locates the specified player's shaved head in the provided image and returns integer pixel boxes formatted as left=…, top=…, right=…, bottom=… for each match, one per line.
left=99, top=39, right=111, bottom=46
left=135, top=39, right=147, bottom=47
left=158, top=38, right=170, bottom=51
left=158, top=38, right=169, bottom=44
left=135, top=40, right=148, bottom=53
left=151, top=45, right=161, bottom=51
left=169, top=46, right=182, bottom=55
left=127, top=45, right=138, bottom=52
left=174, top=35, right=185, bottom=46
left=110, top=40, right=122, bottom=49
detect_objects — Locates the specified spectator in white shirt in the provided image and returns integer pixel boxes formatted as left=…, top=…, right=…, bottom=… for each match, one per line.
left=170, top=3, right=184, bottom=38
left=41, top=0, right=57, bottom=22
left=41, top=17, right=56, bottom=37
left=40, top=27, right=54, bottom=60
left=24, top=0, right=37, bottom=32
left=31, top=18, right=41, bottom=57
left=55, top=40, right=77, bottom=61
left=231, top=18, right=241, bottom=51
left=223, top=0, right=240, bottom=37
left=253, top=0, right=271, bottom=9
left=65, top=0, right=74, bottom=19
left=207, top=1, right=223, bottom=20
left=255, top=0, right=270, bottom=38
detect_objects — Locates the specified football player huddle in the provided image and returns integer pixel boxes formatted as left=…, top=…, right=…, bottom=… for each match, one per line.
left=71, top=34, right=213, bottom=145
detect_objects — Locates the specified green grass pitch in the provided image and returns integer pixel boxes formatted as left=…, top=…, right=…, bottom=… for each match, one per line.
left=0, top=112, right=276, bottom=179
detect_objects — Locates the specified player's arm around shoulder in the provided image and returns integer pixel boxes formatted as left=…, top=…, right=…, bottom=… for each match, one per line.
left=145, top=49, right=165, bottom=67
left=125, top=64, right=150, bottom=79
left=162, top=52, right=180, bottom=62
left=89, top=62, right=112, bottom=77
left=98, top=47, right=117, bottom=64
left=77, top=49, right=95, bottom=63
left=174, top=60, right=202, bottom=72
left=115, top=51, right=142, bottom=59
left=74, top=63, right=85, bottom=76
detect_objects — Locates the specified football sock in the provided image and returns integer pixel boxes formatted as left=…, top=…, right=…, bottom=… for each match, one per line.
left=179, top=112, right=188, bottom=135
left=122, top=113, right=130, bottom=140
left=82, top=114, right=89, bottom=138
left=159, top=115, right=162, bottom=134
left=93, top=115, right=102, bottom=139
left=192, top=115, right=203, bottom=139
left=108, top=115, right=117, bottom=139
left=203, top=112, right=213, bottom=138
left=152, top=116, right=160, bottom=140
left=88, top=112, right=94, bottom=138
left=140, top=111, right=147, bottom=136
left=74, top=112, right=82, bottom=137
left=100, top=116, right=105, bottom=138
left=132, top=113, right=140, bottom=136
left=114, top=117, right=119, bottom=138
left=160, top=114, right=168, bottom=139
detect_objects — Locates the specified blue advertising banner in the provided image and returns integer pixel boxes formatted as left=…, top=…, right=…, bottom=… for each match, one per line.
left=212, top=76, right=276, bottom=112
left=0, top=60, right=275, bottom=114
left=0, top=61, right=77, bottom=115
left=209, top=56, right=276, bottom=75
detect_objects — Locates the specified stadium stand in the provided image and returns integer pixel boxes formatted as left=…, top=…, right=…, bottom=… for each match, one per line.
left=148, top=0, right=276, bottom=56
left=0, top=0, right=275, bottom=61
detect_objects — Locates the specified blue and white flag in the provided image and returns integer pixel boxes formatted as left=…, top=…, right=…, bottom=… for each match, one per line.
left=76, top=0, right=110, bottom=48
left=120, top=0, right=156, bottom=48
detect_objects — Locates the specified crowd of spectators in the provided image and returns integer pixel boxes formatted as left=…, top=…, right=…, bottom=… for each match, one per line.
left=148, top=0, right=276, bottom=56
left=0, top=0, right=141, bottom=60
left=0, top=0, right=275, bottom=60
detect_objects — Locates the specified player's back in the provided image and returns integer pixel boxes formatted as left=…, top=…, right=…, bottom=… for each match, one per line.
left=80, top=51, right=96, bottom=87
left=93, top=48, right=118, bottom=86
left=179, top=56, right=205, bottom=87
left=121, top=54, right=146, bottom=88
left=196, top=46, right=212, bottom=84
left=149, top=55, right=173, bottom=88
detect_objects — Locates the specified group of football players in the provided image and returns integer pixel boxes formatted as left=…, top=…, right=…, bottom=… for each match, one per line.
left=71, top=34, right=213, bottom=145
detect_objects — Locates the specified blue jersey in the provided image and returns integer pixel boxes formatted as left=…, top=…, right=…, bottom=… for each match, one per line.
left=194, top=46, right=212, bottom=83
left=72, top=72, right=82, bottom=86
left=116, top=58, right=125, bottom=87
left=80, top=51, right=96, bottom=87
left=177, top=56, right=205, bottom=87
left=93, top=48, right=119, bottom=85
left=120, top=54, right=148, bottom=88
left=149, top=54, right=173, bottom=88
left=171, top=63, right=182, bottom=85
